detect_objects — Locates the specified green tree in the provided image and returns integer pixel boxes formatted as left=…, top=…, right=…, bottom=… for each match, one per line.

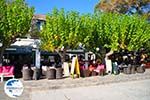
left=99, top=13, right=150, bottom=51
left=40, top=9, right=98, bottom=61
left=40, top=8, right=150, bottom=61
left=40, top=9, right=102, bottom=52
left=0, top=0, right=34, bottom=65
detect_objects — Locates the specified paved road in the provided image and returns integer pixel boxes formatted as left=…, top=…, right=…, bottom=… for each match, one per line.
left=31, top=79, right=150, bottom=100
left=1, top=69, right=150, bottom=100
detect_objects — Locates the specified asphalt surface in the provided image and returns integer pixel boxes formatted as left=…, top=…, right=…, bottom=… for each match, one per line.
left=0, top=69, right=150, bottom=100
left=31, top=79, right=150, bottom=100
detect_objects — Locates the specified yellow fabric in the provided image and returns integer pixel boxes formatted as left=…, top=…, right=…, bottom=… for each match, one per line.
left=71, top=56, right=80, bottom=78
left=75, top=56, right=80, bottom=77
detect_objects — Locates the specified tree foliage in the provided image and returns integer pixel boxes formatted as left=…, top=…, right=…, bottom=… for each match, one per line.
left=40, top=8, right=150, bottom=54
left=101, top=13, right=150, bottom=51
left=40, top=8, right=92, bottom=51
left=0, top=0, right=34, bottom=64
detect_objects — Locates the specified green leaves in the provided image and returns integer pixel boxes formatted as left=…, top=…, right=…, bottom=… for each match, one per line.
left=40, top=8, right=150, bottom=52
left=0, top=0, right=34, bottom=45
left=0, top=0, right=34, bottom=64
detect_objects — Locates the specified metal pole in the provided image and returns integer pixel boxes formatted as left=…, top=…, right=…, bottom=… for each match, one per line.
left=35, top=49, right=40, bottom=68
left=85, top=52, right=88, bottom=69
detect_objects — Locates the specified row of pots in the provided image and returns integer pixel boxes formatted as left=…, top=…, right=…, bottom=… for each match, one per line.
left=122, top=65, right=145, bottom=74
left=22, top=67, right=63, bottom=80
left=80, top=69, right=105, bottom=77
left=22, top=67, right=40, bottom=80
left=80, top=65, right=145, bottom=77
left=22, top=65, right=145, bottom=80
left=46, top=68, right=63, bottom=79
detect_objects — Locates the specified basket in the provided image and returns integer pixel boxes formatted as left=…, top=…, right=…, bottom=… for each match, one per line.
left=56, top=68, right=63, bottom=79
left=46, top=68, right=56, bottom=79
left=136, top=66, right=145, bottom=73
left=123, top=66, right=131, bottom=74
left=22, top=68, right=32, bottom=80
left=131, top=65, right=136, bottom=74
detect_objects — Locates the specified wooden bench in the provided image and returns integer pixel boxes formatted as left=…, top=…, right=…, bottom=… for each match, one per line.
left=0, top=66, right=14, bottom=82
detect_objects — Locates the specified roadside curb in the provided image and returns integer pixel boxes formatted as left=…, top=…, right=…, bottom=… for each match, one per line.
left=24, top=69, right=150, bottom=91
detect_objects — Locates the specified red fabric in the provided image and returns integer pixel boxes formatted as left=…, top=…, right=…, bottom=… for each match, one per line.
left=80, top=65, right=85, bottom=70
left=97, top=64, right=105, bottom=70
left=1, top=66, right=14, bottom=76
left=94, top=64, right=105, bottom=73
left=0, top=67, right=2, bottom=73
left=2, top=66, right=11, bottom=73
left=145, top=62, right=150, bottom=68
left=89, top=65, right=95, bottom=72
left=7, top=66, right=14, bottom=75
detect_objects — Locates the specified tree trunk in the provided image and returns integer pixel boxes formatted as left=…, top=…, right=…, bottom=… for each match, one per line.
left=0, top=40, right=12, bottom=66
left=55, top=48, right=66, bottom=64
left=0, top=46, right=6, bottom=66
left=62, top=49, right=66, bottom=62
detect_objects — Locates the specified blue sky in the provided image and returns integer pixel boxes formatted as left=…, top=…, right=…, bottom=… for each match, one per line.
left=25, top=0, right=99, bottom=14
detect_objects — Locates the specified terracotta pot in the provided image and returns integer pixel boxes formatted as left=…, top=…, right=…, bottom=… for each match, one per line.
left=56, top=68, right=63, bottom=79
left=33, top=68, right=41, bottom=80
left=91, top=71, right=97, bottom=76
left=46, top=68, right=56, bottom=79
left=145, top=62, right=150, bottom=69
left=82, top=69, right=90, bottom=77
left=22, top=68, right=32, bottom=80
left=131, top=65, right=136, bottom=74
left=136, top=66, right=145, bottom=73
left=123, top=66, right=131, bottom=74
left=98, top=69, right=105, bottom=76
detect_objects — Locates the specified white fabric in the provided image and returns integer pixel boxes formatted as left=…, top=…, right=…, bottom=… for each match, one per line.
left=63, top=62, right=70, bottom=77
left=105, top=57, right=112, bottom=73
left=35, top=49, right=41, bottom=68
left=42, top=66, right=47, bottom=71
left=71, top=57, right=76, bottom=75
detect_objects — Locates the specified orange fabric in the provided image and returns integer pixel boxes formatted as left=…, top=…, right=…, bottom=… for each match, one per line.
left=89, top=65, right=95, bottom=72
